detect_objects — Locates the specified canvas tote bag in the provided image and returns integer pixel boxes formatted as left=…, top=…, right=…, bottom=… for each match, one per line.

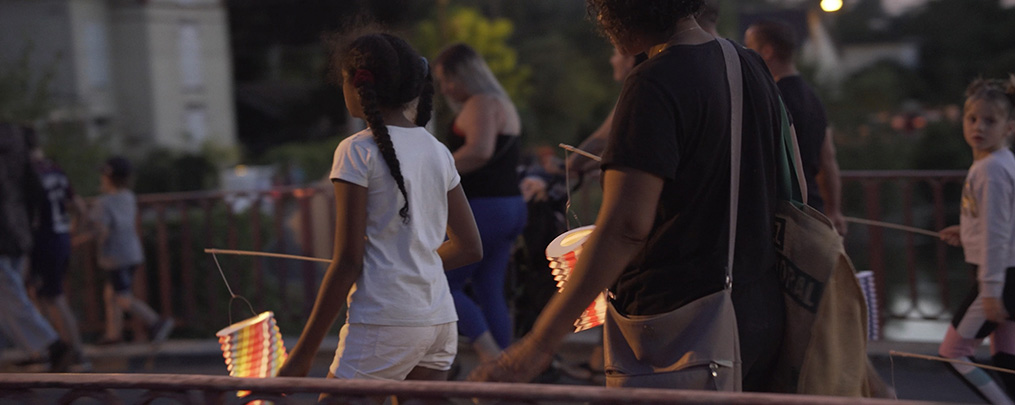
left=602, top=38, right=744, bottom=391
left=769, top=96, right=873, bottom=396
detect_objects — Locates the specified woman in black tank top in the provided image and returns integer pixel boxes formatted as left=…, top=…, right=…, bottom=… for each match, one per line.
left=435, top=43, right=528, bottom=369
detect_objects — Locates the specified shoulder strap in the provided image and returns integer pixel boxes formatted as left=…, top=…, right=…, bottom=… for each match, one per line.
left=718, top=38, right=741, bottom=289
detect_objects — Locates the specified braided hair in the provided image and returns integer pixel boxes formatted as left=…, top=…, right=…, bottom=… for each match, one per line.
left=965, top=74, right=1015, bottom=119
left=340, top=33, right=433, bottom=223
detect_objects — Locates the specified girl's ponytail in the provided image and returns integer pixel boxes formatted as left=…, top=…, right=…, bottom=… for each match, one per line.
left=416, top=58, right=435, bottom=127
left=355, top=75, right=411, bottom=224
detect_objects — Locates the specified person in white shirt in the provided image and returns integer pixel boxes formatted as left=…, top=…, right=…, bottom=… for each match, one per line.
left=939, top=75, right=1015, bottom=405
left=277, top=33, right=482, bottom=395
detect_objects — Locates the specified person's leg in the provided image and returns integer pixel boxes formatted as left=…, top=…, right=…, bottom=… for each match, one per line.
left=0, top=256, right=60, bottom=356
left=102, top=282, right=124, bottom=342
left=446, top=198, right=498, bottom=356
left=469, top=196, right=526, bottom=349
left=991, top=321, right=1015, bottom=398
left=941, top=286, right=1013, bottom=404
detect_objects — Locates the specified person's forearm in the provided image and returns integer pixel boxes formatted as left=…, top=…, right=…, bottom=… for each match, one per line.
left=438, top=240, right=482, bottom=270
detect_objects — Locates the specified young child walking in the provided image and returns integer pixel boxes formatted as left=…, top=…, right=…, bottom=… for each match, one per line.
left=92, top=156, right=174, bottom=345
left=277, top=33, right=482, bottom=389
left=939, top=76, right=1015, bottom=405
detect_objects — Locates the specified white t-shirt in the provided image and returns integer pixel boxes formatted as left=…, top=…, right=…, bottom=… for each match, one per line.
left=330, top=125, right=460, bottom=326
left=960, top=148, right=1015, bottom=298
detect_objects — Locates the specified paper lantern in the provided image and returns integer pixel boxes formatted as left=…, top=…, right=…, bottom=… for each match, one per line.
left=546, top=225, right=607, bottom=332
left=216, top=311, right=287, bottom=402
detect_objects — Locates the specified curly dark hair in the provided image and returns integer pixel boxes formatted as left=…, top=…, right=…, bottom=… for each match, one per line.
left=585, top=0, right=704, bottom=48
left=339, top=33, right=435, bottom=223
left=965, top=74, right=1015, bottom=118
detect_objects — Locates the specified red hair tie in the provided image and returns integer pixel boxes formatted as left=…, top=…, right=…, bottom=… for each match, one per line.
left=352, top=69, right=374, bottom=86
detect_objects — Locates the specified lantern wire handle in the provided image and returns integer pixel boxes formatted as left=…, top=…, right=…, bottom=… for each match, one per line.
left=212, top=252, right=257, bottom=324
left=560, top=143, right=601, bottom=230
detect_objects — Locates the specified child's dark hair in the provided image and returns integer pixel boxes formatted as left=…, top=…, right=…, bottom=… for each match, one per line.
left=102, top=156, right=133, bottom=189
left=340, top=33, right=434, bottom=223
left=965, top=74, right=1015, bottom=118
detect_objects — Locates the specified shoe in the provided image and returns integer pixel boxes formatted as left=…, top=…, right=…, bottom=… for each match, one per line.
left=149, top=318, right=174, bottom=343
left=48, top=340, right=74, bottom=373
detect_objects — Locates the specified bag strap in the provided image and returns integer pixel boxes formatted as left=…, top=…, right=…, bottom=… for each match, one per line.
left=718, top=38, right=741, bottom=289
left=775, top=99, right=808, bottom=207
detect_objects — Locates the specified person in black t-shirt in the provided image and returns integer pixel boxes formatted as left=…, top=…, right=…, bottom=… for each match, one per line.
left=469, top=0, right=786, bottom=391
left=745, top=19, right=847, bottom=236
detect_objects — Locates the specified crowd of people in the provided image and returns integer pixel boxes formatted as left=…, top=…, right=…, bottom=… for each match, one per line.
left=0, top=125, right=173, bottom=373
left=4, top=0, right=1015, bottom=403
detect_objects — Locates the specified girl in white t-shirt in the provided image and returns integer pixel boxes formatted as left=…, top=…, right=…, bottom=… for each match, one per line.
left=939, top=76, right=1015, bottom=404
left=277, top=33, right=482, bottom=390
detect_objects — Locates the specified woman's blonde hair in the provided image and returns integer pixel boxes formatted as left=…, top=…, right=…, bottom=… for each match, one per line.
left=435, top=43, right=507, bottom=112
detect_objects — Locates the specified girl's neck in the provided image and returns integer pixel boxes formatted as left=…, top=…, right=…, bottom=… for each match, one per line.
left=973, top=147, right=1003, bottom=161
left=380, top=108, right=414, bottom=128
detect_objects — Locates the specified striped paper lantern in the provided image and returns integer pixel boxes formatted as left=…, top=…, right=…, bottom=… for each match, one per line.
left=546, top=225, right=606, bottom=332
left=216, top=311, right=288, bottom=401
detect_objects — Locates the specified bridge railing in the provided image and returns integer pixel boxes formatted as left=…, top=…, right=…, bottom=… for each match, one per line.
left=0, top=373, right=926, bottom=404
left=65, top=170, right=969, bottom=341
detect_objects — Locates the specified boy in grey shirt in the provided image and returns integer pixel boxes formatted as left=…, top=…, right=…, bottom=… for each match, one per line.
left=92, top=156, right=173, bottom=345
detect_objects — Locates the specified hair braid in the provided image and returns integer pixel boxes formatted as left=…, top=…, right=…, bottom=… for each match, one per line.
left=416, top=65, right=435, bottom=126
left=357, top=79, right=411, bottom=223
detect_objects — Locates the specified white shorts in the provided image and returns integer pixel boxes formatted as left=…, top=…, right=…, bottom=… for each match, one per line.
left=330, top=322, right=457, bottom=380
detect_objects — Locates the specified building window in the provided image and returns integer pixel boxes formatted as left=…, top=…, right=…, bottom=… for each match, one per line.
left=84, top=22, right=111, bottom=89
left=179, top=22, right=203, bottom=90
left=184, top=106, right=208, bottom=145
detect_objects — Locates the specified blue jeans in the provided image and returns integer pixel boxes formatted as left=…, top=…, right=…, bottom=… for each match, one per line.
left=0, top=255, right=58, bottom=355
left=447, top=196, right=527, bottom=348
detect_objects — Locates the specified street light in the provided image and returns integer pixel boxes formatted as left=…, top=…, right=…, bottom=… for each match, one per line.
left=820, top=0, right=843, bottom=12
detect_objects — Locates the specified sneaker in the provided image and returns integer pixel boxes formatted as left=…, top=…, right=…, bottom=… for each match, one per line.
left=149, top=318, right=174, bottom=343
left=47, top=340, right=74, bottom=373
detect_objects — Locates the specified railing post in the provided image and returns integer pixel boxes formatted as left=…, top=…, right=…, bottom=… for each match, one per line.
left=862, top=179, right=887, bottom=329
left=179, top=200, right=197, bottom=325
left=298, top=188, right=317, bottom=319
left=156, top=203, right=173, bottom=320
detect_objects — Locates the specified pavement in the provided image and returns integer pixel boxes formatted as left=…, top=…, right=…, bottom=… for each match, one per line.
left=0, top=330, right=993, bottom=404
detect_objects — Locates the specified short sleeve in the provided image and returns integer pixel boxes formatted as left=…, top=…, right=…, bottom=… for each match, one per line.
left=330, top=136, right=371, bottom=188
left=601, top=74, right=680, bottom=180
left=441, top=143, right=461, bottom=191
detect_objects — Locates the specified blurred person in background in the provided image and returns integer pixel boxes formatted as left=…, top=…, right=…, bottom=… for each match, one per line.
left=25, top=127, right=89, bottom=371
left=0, top=122, right=75, bottom=372
left=745, top=19, right=847, bottom=236
left=435, top=43, right=527, bottom=365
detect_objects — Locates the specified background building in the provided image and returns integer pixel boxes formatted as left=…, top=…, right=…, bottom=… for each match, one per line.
left=0, top=0, right=236, bottom=154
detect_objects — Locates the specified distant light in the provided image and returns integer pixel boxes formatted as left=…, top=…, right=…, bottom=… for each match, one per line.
left=821, top=0, right=843, bottom=12
left=234, top=165, right=248, bottom=177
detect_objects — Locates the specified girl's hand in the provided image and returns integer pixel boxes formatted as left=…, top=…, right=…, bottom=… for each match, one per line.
left=939, top=225, right=961, bottom=247
left=984, top=297, right=1010, bottom=323
left=467, top=334, right=554, bottom=383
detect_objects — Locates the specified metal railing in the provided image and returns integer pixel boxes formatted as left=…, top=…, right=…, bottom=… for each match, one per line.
left=0, top=373, right=926, bottom=404
left=65, top=170, right=970, bottom=340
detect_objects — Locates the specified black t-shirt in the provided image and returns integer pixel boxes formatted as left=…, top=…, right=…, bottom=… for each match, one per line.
left=601, top=39, right=782, bottom=316
left=777, top=75, right=828, bottom=212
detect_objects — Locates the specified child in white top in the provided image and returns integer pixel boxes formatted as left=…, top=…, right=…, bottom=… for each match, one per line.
left=277, top=33, right=482, bottom=391
left=939, top=76, right=1015, bottom=405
